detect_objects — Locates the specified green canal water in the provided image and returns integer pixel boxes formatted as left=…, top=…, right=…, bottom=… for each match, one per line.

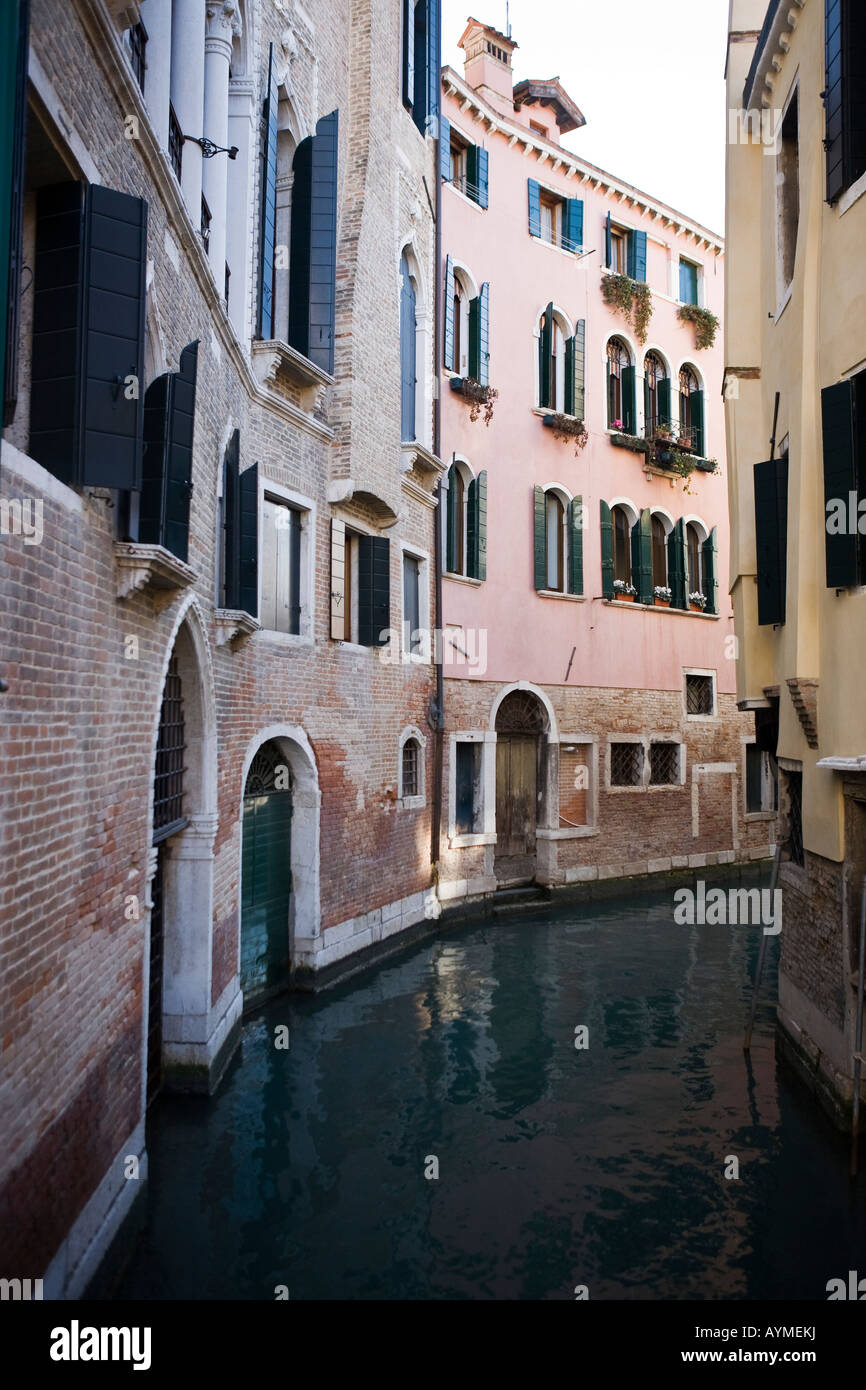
left=115, top=883, right=866, bottom=1300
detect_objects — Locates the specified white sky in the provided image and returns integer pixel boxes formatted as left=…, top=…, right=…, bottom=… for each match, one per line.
left=442, top=0, right=730, bottom=235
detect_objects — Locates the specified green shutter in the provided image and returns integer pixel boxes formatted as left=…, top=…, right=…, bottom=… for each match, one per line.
left=690, top=388, right=705, bottom=455
left=567, top=496, right=583, bottom=595
left=754, top=457, right=788, bottom=625
left=426, top=0, right=440, bottom=132
left=564, top=198, right=583, bottom=253
left=631, top=508, right=652, bottom=604
left=643, top=372, right=651, bottom=433
left=468, top=470, right=487, bottom=580
left=477, top=282, right=490, bottom=385
left=564, top=337, right=575, bottom=416
left=443, top=253, right=455, bottom=369
left=622, top=363, right=636, bottom=434
left=439, top=114, right=451, bottom=180
left=289, top=109, right=338, bottom=374
left=658, top=376, right=671, bottom=431
left=669, top=518, right=687, bottom=609
left=539, top=301, right=553, bottom=408
left=600, top=500, right=614, bottom=598
left=468, top=295, right=479, bottom=380
left=572, top=319, right=586, bottom=419
left=628, top=229, right=647, bottom=281
left=703, top=526, right=719, bottom=615
left=446, top=463, right=459, bottom=573
left=821, top=379, right=859, bottom=587
left=528, top=178, right=541, bottom=237
left=533, top=486, right=546, bottom=589
left=475, top=146, right=489, bottom=208
left=257, top=43, right=279, bottom=339
left=605, top=211, right=612, bottom=268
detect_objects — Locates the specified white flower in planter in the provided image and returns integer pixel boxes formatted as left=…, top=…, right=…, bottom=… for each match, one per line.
left=653, top=586, right=672, bottom=600
left=689, top=591, right=707, bottom=608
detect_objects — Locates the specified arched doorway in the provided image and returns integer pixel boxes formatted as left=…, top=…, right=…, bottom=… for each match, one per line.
left=494, top=689, right=550, bottom=884
left=241, top=741, right=293, bottom=1004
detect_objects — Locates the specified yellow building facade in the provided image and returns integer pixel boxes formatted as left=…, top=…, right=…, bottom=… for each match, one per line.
left=726, top=0, right=866, bottom=1125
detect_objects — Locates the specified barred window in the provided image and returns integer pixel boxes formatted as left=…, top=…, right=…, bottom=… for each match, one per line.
left=786, top=770, right=804, bottom=867
left=402, top=738, right=420, bottom=799
left=650, top=742, right=680, bottom=786
left=686, top=673, right=714, bottom=716
left=610, top=742, right=643, bottom=787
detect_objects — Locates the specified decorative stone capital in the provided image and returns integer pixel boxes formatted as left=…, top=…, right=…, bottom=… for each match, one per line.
left=206, top=0, right=238, bottom=41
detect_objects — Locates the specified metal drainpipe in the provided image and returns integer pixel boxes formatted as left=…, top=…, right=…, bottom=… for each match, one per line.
left=431, top=62, right=444, bottom=880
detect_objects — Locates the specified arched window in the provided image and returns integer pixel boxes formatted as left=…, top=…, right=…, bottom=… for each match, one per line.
left=446, top=461, right=467, bottom=575
left=612, top=505, right=632, bottom=584
left=651, top=515, right=668, bottom=589
left=607, top=337, right=630, bottom=429
left=644, top=351, right=667, bottom=436
left=679, top=364, right=704, bottom=454
left=686, top=521, right=704, bottom=596
left=400, top=252, right=417, bottom=440
left=402, top=738, right=420, bottom=798
left=545, top=490, right=566, bottom=591
left=538, top=307, right=567, bottom=410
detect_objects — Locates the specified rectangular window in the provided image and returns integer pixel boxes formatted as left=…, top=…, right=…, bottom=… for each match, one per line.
left=455, top=741, right=483, bottom=833
left=649, top=742, right=681, bottom=786
left=261, top=496, right=303, bottom=634
left=559, top=745, right=589, bottom=827
left=777, top=91, right=799, bottom=293
left=610, top=227, right=627, bottom=274
left=746, top=744, right=778, bottom=813
left=403, top=0, right=437, bottom=137
left=450, top=136, right=467, bottom=191
left=539, top=190, right=563, bottom=247
left=343, top=530, right=360, bottom=642
left=128, top=21, right=147, bottom=92
left=610, top=742, right=643, bottom=788
left=685, top=673, right=715, bottom=717
left=679, top=258, right=699, bottom=305
left=402, top=552, right=422, bottom=655
left=786, top=770, right=804, bottom=867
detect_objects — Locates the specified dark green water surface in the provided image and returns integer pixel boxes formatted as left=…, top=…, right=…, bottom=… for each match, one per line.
left=115, top=886, right=866, bottom=1300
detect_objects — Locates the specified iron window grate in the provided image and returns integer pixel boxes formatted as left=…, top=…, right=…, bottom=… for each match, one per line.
left=402, top=740, right=419, bottom=798
left=610, top=742, right=643, bottom=787
left=787, top=770, right=804, bottom=866
left=153, top=656, right=186, bottom=838
left=686, top=673, right=714, bottom=715
left=169, top=104, right=183, bottom=181
left=650, top=742, right=680, bottom=786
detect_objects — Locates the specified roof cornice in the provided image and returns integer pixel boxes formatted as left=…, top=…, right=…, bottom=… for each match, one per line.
left=743, top=0, right=807, bottom=109
left=441, top=66, right=724, bottom=251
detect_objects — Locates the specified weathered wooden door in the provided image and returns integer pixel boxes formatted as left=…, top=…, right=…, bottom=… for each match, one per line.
left=496, top=735, right=538, bottom=857
left=241, top=745, right=293, bottom=1003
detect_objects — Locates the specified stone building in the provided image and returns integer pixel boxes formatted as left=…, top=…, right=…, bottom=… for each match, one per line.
left=436, top=19, right=771, bottom=901
left=725, top=0, right=866, bottom=1126
left=0, top=0, right=443, bottom=1295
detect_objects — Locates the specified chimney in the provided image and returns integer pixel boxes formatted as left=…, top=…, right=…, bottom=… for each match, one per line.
left=458, top=17, right=517, bottom=112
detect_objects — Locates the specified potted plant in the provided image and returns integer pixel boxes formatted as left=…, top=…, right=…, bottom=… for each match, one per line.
left=544, top=412, right=589, bottom=455
left=653, top=585, right=672, bottom=607
left=613, top=579, right=637, bottom=602
left=676, top=430, right=694, bottom=451
left=689, top=591, right=707, bottom=612
left=450, top=376, right=498, bottom=426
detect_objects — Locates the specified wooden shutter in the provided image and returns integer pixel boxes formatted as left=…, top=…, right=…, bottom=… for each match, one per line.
left=426, top=0, right=440, bottom=133
left=631, top=508, right=652, bottom=603
left=690, top=388, right=705, bottom=455
left=2, top=0, right=29, bottom=427
left=539, top=301, right=553, bottom=408
left=140, top=340, right=199, bottom=562
left=257, top=42, right=278, bottom=340
left=753, top=457, right=788, bottom=624
left=567, top=496, right=583, bottom=595
left=564, top=319, right=586, bottom=419
left=443, top=253, right=455, bottom=369
left=439, top=114, right=451, bottom=180
left=468, top=470, right=487, bottom=580
left=330, top=517, right=346, bottom=640
left=628, top=229, right=647, bottom=281
left=528, top=178, right=541, bottom=237
left=564, top=198, right=583, bottom=253
left=287, top=109, right=338, bottom=373
left=446, top=463, right=459, bottom=573
left=821, top=379, right=859, bottom=587
left=238, top=462, right=259, bottom=618
left=222, top=429, right=240, bottom=608
left=468, top=294, right=479, bottom=380
left=605, top=211, right=612, bottom=268
left=30, top=182, right=84, bottom=484
left=658, top=376, right=671, bottom=430
left=669, top=518, right=687, bottom=609
left=358, top=535, right=390, bottom=646
left=477, top=282, right=489, bottom=385
left=622, top=363, right=636, bottom=434
left=533, top=486, right=546, bottom=589
left=475, top=147, right=489, bottom=209
left=600, top=500, right=614, bottom=598
left=402, top=0, right=415, bottom=110
left=703, top=525, right=719, bottom=615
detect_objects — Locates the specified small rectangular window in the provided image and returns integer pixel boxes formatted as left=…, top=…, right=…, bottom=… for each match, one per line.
left=261, top=496, right=303, bottom=634
left=610, top=742, right=643, bottom=788
left=649, top=742, right=680, bottom=786
left=746, top=744, right=778, bottom=813
left=610, top=227, right=627, bottom=274
left=539, top=190, right=563, bottom=248
left=450, top=135, right=467, bottom=193
left=685, top=673, right=715, bottom=717
left=403, top=552, right=422, bottom=654
left=455, top=742, right=483, bottom=833
left=402, top=740, right=420, bottom=798
left=679, top=258, right=699, bottom=306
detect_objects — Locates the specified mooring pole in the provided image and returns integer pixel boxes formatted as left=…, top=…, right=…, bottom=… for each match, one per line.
left=850, top=877, right=866, bottom=1178
left=744, top=842, right=782, bottom=1052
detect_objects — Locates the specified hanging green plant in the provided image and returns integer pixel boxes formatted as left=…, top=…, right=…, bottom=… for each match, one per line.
left=601, top=273, right=654, bottom=345
left=677, top=303, right=719, bottom=351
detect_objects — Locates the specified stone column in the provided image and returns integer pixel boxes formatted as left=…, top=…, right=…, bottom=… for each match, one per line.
left=203, top=1, right=237, bottom=294
left=170, top=0, right=206, bottom=222
left=138, top=0, right=172, bottom=151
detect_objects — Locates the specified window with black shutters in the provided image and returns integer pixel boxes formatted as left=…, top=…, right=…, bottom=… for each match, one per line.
left=822, top=370, right=866, bottom=588
left=402, top=0, right=439, bottom=136
left=610, top=742, right=643, bottom=788
left=824, top=0, right=866, bottom=203
left=261, top=496, right=303, bottom=635
left=220, top=434, right=259, bottom=618
left=753, top=451, right=789, bottom=624
left=685, top=672, right=715, bottom=717
left=357, top=535, right=390, bottom=647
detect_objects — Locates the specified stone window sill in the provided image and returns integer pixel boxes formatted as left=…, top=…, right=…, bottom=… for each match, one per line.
left=448, top=831, right=496, bottom=849
left=213, top=609, right=261, bottom=646
left=537, top=826, right=599, bottom=841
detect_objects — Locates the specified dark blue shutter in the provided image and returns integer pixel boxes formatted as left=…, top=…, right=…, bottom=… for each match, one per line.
left=400, top=254, right=417, bottom=438
left=690, top=388, right=705, bottom=455
left=669, top=518, right=687, bottom=609
left=477, top=281, right=489, bottom=385
left=467, top=470, right=487, bottom=580
left=439, top=114, right=451, bottom=179
left=289, top=110, right=338, bottom=373
left=222, top=429, right=240, bottom=608
left=567, top=496, right=583, bottom=596
left=358, top=535, right=390, bottom=646
left=402, top=0, right=415, bottom=111
left=628, top=229, right=647, bottom=281
left=600, top=500, right=614, bottom=598
left=631, top=508, right=652, bottom=604
left=533, top=486, right=546, bottom=589
left=139, top=340, right=199, bottom=563
left=826, top=0, right=844, bottom=200
left=622, top=363, right=636, bottom=434
left=475, top=146, right=489, bottom=208
left=426, top=0, right=440, bottom=132
left=238, top=462, right=259, bottom=618
left=564, top=198, right=583, bottom=253
left=443, top=253, right=455, bottom=369
left=703, top=526, right=719, bottom=615
left=821, top=379, right=859, bottom=587
left=257, top=42, right=278, bottom=340
left=605, top=211, right=612, bottom=268
left=2, top=0, right=29, bottom=427
left=754, top=456, right=789, bottom=625
left=528, top=178, right=541, bottom=237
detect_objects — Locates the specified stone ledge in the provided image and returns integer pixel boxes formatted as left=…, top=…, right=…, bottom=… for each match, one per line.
left=213, top=608, right=261, bottom=647
left=250, top=339, right=334, bottom=414
left=114, top=542, right=197, bottom=603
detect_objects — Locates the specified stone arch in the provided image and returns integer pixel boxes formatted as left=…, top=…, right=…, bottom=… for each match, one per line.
left=489, top=682, right=558, bottom=739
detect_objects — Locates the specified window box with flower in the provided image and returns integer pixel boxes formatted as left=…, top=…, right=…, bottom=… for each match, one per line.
left=653, top=585, right=672, bottom=607
left=613, top=579, right=637, bottom=602
left=689, top=591, right=707, bottom=612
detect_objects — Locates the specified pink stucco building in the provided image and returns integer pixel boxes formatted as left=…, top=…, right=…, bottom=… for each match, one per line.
left=437, top=18, right=773, bottom=895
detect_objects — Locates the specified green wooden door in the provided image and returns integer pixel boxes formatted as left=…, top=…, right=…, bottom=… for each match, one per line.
left=241, top=746, right=293, bottom=1001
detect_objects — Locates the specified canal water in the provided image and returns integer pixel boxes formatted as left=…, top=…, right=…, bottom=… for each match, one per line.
left=115, top=882, right=866, bottom=1300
